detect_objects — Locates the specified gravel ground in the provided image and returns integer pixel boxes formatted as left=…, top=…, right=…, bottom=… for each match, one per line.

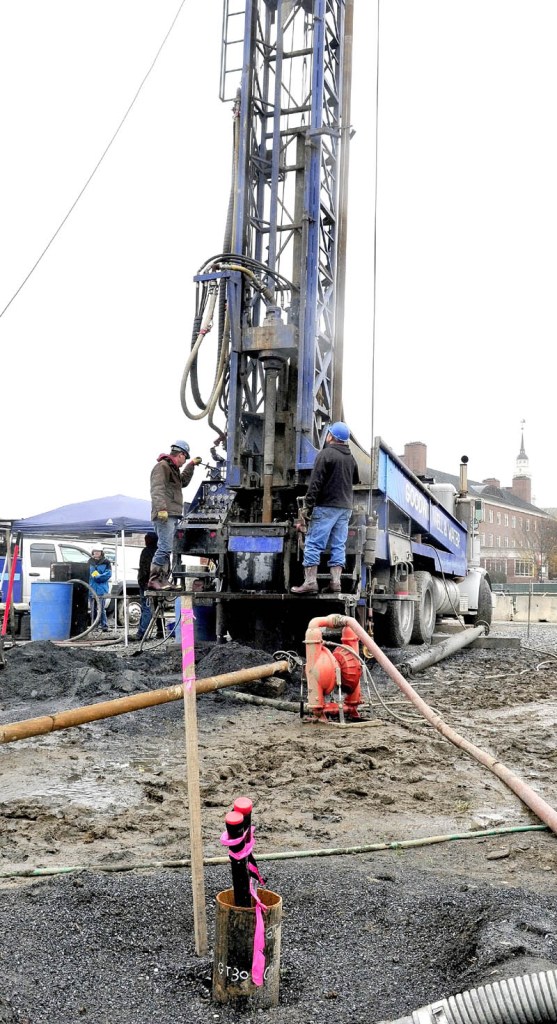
left=1, top=620, right=557, bottom=1023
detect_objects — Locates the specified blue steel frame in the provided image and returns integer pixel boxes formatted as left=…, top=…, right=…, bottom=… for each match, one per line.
left=219, top=0, right=348, bottom=482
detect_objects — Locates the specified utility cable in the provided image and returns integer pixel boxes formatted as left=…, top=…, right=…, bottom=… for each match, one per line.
left=368, top=0, right=381, bottom=517
left=0, top=0, right=188, bottom=321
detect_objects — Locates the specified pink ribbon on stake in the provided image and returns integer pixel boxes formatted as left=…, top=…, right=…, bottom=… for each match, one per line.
left=220, top=824, right=268, bottom=986
left=181, top=600, right=196, bottom=692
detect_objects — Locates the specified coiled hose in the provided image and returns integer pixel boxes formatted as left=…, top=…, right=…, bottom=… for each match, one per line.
left=387, top=966, right=557, bottom=1024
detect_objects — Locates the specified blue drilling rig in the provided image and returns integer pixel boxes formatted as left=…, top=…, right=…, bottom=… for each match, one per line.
left=175, top=0, right=492, bottom=648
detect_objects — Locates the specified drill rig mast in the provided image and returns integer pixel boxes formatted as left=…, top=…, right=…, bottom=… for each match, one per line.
left=177, top=0, right=363, bottom=643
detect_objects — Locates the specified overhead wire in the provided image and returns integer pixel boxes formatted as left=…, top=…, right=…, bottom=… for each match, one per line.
left=0, top=0, right=188, bottom=321
left=368, top=0, right=381, bottom=517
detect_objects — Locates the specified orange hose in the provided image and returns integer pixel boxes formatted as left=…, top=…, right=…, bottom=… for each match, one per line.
left=307, top=614, right=557, bottom=835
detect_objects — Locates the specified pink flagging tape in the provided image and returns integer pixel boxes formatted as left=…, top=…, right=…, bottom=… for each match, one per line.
left=219, top=824, right=268, bottom=985
left=181, top=602, right=196, bottom=692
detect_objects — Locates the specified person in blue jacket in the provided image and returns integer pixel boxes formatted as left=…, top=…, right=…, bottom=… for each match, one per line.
left=88, top=546, right=112, bottom=632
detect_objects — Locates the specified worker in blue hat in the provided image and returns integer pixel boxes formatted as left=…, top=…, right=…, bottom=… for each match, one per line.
left=149, top=440, right=203, bottom=590
left=292, top=422, right=359, bottom=595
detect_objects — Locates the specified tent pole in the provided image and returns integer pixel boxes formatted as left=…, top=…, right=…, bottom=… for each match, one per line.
left=121, top=529, right=128, bottom=647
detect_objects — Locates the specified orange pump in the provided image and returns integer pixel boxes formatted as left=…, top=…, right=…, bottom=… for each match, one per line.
left=305, top=623, right=362, bottom=720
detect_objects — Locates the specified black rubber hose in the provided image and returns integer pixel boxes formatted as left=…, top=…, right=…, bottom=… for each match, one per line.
left=387, top=967, right=557, bottom=1024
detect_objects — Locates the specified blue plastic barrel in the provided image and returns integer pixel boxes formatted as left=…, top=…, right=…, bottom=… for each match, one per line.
left=174, top=597, right=216, bottom=644
left=30, top=582, right=73, bottom=641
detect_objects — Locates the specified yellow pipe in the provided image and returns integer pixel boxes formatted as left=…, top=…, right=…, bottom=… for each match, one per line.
left=0, top=660, right=289, bottom=745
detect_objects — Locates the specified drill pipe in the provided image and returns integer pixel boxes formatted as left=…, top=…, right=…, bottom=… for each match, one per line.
left=0, top=660, right=290, bottom=745
left=399, top=625, right=486, bottom=676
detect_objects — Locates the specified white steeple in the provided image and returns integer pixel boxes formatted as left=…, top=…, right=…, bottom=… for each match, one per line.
left=515, top=419, right=530, bottom=479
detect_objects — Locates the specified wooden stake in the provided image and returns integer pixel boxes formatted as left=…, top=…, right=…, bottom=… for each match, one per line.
left=181, top=593, right=208, bottom=955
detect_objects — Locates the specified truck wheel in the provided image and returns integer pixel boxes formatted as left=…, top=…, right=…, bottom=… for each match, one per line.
left=465, top=575, right=493, bottom=628
left=374, top=598, right=414, bottom=648
left=411, top=571, right=436, bottom=644
left=117, top=598, right=142, bottom=627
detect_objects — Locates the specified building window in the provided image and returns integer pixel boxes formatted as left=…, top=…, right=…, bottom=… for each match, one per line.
left=488, top=534, right=494, bottom=546
left=496, top=511, right=501, bottom=525
left=480, top=533, right=485, bottom=545
left=488, top=509, right=494, bottom=523
left=519, top=517, right=523, bottom=529
left=496, top=536, right=501, bottom=547
left=511, top=516, right=516, bottom=528
left=504, top=536, right=509, bottom=547
left=526, top=519, right=530, bottom=532
left=504, top=514, right=509, bottom=526
left=515, top=559, right=534, bottom=577
left=533, top=520, right=537, bottom=532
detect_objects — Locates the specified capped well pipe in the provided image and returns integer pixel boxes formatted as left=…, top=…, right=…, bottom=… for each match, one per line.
left=0, top=660, right=290, bottom=745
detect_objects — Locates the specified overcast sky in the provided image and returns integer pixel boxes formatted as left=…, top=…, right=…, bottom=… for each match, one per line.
left=1, top=1, right=556, bottom=518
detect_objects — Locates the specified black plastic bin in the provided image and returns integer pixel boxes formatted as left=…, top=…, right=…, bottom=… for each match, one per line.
left=50, top=562, right=90, bottom=637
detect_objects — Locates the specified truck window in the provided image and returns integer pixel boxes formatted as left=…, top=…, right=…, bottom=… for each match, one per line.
left=59, top=545, right=90, bottom=563
left=30, top=543, right=57, bottom=568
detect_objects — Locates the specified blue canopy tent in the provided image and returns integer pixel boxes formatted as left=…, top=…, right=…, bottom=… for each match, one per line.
left=12, top=494, right=153, bottom=537
left=11, top=495, right=154, bottom=644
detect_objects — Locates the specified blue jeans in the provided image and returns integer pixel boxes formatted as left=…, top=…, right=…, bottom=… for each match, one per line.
left=303, top=506, right=352, bottom=568
left=90, top=596, right=108, bottom=630
left=152, top=516, right=179, bottom=567
left=137, top=587, right=152, bottom=637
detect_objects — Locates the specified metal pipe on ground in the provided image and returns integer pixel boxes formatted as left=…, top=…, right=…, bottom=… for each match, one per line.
left=306, top=613, right=557, bottom=835
left=399, top=625, right=486, bottom=676
left=0, top=660, right=290, bottom=745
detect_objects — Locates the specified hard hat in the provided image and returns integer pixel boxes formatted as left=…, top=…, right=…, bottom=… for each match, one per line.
left=328, top=421, right=350, bottom=442
left=171, top=439, right=190, bottom=455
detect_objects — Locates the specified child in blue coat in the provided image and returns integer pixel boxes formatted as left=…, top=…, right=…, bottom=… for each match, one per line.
left=88, top=547, right=112, bottom=632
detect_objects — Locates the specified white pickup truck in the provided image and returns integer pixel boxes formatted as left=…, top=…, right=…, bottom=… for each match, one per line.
left=0, top=536, right=143, bottom=634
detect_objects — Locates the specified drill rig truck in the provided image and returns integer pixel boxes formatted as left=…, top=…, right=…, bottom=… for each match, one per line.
left=174, top=0, right=492, bottom=649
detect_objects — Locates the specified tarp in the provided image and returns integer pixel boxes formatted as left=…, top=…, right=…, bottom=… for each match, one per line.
left=12, top=495, right=153, bottom=537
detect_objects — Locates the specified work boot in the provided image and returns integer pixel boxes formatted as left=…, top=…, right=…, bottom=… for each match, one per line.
left=291, top=565, right=318, bottom=594
left=148, top=565, right=171, bottom=591
left=327, top=565, right=343, bottom=593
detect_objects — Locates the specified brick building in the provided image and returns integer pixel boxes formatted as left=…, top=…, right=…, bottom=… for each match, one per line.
left=399, top=430, right=553, bottom=584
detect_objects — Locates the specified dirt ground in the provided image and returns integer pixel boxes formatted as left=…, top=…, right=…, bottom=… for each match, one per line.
left=1, top=623, right=557, bottom=1023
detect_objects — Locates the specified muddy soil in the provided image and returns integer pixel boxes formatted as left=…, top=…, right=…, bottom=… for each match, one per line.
left=1, top=624, right=557, bottom=1023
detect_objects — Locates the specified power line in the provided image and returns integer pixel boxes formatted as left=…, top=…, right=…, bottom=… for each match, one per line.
left=0, top=0, right=188, bottom=321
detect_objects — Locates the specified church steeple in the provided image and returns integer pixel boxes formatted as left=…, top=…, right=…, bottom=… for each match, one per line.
left=515, top=419, right=530, bottom=479
left=512, top=420, right=532, bottom=504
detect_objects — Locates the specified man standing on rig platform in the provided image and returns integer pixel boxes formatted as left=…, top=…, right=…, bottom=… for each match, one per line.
left=292, top=421, right=359, bottom=595
left=149, top=440, right=202, bottom=591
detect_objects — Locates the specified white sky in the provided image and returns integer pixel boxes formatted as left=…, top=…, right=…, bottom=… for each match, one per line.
left=1, top=1, right=556, bottom=518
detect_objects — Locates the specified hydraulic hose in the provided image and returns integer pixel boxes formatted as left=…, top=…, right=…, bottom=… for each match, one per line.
left=65, top=578, right=101, bottom=641
left=387, top=967, right=557, bottom=1024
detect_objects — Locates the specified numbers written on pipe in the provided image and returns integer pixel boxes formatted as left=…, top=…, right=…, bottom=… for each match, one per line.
left=217, top=963, right=274, bottom=982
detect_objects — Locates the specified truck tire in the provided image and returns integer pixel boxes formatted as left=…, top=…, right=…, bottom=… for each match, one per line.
left=374, top=597, right=415, bottom=648
left=117, top=597, right=142, bottom=627
left=464, top=574, right=493, bottom=628
left=411, top=571, right=436, bottom=644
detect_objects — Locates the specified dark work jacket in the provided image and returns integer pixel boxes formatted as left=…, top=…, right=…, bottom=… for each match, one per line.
left=150, top=454, right=195, bottom=518
left=138, top=543, right=157, bottom=589
left=304, top=442, right=359, bottom=511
